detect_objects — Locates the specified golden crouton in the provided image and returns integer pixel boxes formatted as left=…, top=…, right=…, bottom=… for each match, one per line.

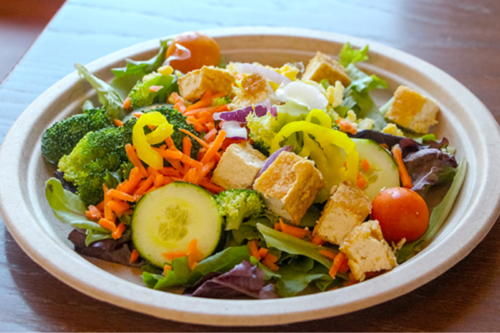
left=384, top=85, right=439, bottom=134
left=230, top=73, right=274, bottom=110
left=178, top=66, right=235, bottom=102
left=340, top=220, right=398, bottom=282
left=212, top=142, right=267, bottom=189
left=312, top=181, right=371, bottom=246
left=302, top=51, right=351, bottom=87
left=253, top=151, right=324, bottom=225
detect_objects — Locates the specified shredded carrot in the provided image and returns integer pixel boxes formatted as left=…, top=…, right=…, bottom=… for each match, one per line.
left=107, top=200, right=130, bottom=217
left=329, top=252, right=346, bottom=279
left=186, top=90, right=212, bottom=111
left=130, top=249, right=139, bottom=263
left=186, top=116, right=204, bottom=132
left=162, top=251, right=187, bottom=260
left=125, top=144, right=148, bottom=178
left=180, top=129, right=210, bottom=150
left=163, top=265, right=172, bottom=277
left=180, top=154, right=203, bottom=169
left=392, top=146, right=413, bottom=189
left=165, top=137, right=178, bottom=151
left=274, top=223, right=282, bottom=231
left=205, top=121, right=215, bottom=132
left=204, top=128, right=217, bottom=143
left=159, top=167, right=181, bottom=178
left=319, top=250, right=336, bottom=260
left=96, top=200, right=105, bottom=211
left=133, top=111, right=143, bottom=118
left=123, top=96, right=131, bottom=109
left=262, top=253, right=279, bottom=271
left=183, top=168, right=198, bottom=184
left=182, top=136, right=192, bottom=164
left=197, top=114, right=213, bottom=125
left=171, top=92, right=187, bottom=114
left=339, top=257, right=350, bottom=274
left=114, top=119, right=124, bottom=127
left=120, top=168, right=142, bottom=194
left=108, top=189, right=136, bottom=202
left=98, top=218, right=116, bottom=232
left=311, top=236, right=325, bottom=245
left=134, top=174, right=155, bottom=196
left=279, top=218, right=310, bottom=239
left=357, top=172, right=368, bottom=189
left=124, top=209, right=133, bottom=215
left=248, top=240, right=261, bottom=261
left=361, top=158, right=370, bottom=172
left=112, top=222, right=126, bottom=239
left=380, top=143, right=389, bottom=150
left=149, top=85, right=162, bottom=92
left=187, top=239, right=203, bottom=270
left=199, top=178, right=225, bottom=193
left=336, top=118, right=358, bottom=135
left=155, top=147, right=183, bottom=160
left=166, top=158, right=185, bottom=175
left=163, top=176, right=173, bottom=186
left=154, top=173, right=164, bottom=188
left=86, top=211, right=94, bottom=219
left=258, top=247, right=268, bottom=259
left=196, top=161, right=215, bottom=181
left=87, top=205, right=101, bottom=220
left=201, top=130, right=226, bottom=164
left=103, top=184, right=115, bottom=223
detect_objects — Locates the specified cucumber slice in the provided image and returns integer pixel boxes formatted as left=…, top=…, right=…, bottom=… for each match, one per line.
left=131, top=182, right=223, bottom=267
left=352, top=138, right=400, bottom=201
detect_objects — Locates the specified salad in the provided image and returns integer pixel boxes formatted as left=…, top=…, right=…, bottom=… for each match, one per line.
left=42, top=31, right=466, bottom=299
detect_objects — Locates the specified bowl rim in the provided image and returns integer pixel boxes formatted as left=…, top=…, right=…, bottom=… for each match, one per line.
left=1, top=26, right=500, bottom=326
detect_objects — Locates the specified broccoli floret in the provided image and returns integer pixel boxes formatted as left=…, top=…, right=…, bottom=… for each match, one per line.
left=215, top=189, right=265, bottom=230
left=128, top=80, right=157, bottom=110
left=41, top=108, right=113, bottom=164
left=252, top=140, right=270, bottom=157
left=246, top=112, right=278, bottom=155
left=120, top=161, right=134, bottom=180
left=58, top=127, right=128, bottom=205
left=122, top=106, right=202, bottom=159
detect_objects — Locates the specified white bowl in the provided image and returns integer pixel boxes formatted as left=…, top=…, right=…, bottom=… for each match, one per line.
left=1, top=27, right=499, bottom=326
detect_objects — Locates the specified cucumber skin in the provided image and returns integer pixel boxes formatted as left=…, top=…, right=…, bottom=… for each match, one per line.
left=131, top=182, right=223, bottom=268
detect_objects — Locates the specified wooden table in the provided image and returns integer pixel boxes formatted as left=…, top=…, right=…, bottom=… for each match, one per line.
left=1, top=0, right=499, bottom=330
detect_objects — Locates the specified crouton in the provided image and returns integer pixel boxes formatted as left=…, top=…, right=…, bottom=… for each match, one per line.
left=384, top=85, right=439, bottom=134
left=312, top=181, right=371, bottom=246
left=340, top=220, right=398, bottom=282
left=178, top=66, right=235, bottom=102
left=253, top=151, right=324, bottom=225
left=302, top=51, right=351, bottom=87
left=211, top=142, right=267, bottom=189
left=230, top=73, right=276, bottom=110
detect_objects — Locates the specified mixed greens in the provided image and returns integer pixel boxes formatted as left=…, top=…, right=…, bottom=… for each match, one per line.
left=43, top=31, right=466, bottom=299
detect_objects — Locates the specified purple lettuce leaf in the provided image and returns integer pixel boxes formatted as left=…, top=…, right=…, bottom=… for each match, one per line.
left=189, top=261, right=278, bottom=299
left=68, top=229, right=144, bottom=268
left=348, top=130, right=403, bottom=148
left=54, top=171, right=78, bottom=194
left=402, top=138, right=457, bottom=192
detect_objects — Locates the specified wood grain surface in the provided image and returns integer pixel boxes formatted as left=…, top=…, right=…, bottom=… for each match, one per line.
left=1, top=0, right=500, bottom=331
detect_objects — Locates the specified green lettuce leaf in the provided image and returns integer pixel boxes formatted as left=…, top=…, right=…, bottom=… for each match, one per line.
left=142, top=246, right=251, bottom=290
left=45, top=178, right=110, bottom=234
left=85, top=229, right=112, bottom=247
left=112, top=40, right=170, bottom=78
left=339, top=42, right=369, bottom=67
left=397, top=158, right=467, bottom=263
left=275, top=264, right=333, bottom=297
left=74, top=63, right=126, bottom=120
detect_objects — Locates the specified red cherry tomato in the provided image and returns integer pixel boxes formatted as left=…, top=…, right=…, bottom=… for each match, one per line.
left=371, top=187, right=429, bottom=243
left=166, top=31, right=220, bottom=73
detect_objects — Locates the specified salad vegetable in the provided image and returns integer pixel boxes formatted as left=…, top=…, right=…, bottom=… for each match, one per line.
left=42, top=32, right=466, bottom=299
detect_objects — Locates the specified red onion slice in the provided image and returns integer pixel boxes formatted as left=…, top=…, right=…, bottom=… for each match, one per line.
left=213, top=99, right=276, bottom=124
left=256, top=146, right=293, bottom=178
left=237, top=63, right=291, bottom=85
left=221, top=121, right=248, bottom=140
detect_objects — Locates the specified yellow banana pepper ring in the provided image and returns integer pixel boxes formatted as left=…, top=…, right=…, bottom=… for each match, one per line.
left=270, top=121, right=359, bottom=184
left=132, top=112, right=174, bottom=170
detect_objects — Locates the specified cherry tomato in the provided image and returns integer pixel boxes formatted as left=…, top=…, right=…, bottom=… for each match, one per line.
left=166, top=31, right=220, bottom=73
left=371, top=187, right=429, bottom=243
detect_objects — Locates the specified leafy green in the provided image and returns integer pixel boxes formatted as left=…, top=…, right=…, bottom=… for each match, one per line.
left=231, top=215, right=277, bottom=244
left=256, top=223, right=349, bottom=281
left=45, top=178, right=110, bottom=234
left=75, top=63, right=126, bottom=121
left=339, top=42, right=369, bottom=67
left=85, top=229, right=112, bottom=247
left=112, top=40, right=170, bottom=78
left=275, top=264, right=333, bottom=297
left=397, top=158, right=467, bottom=263
left=142, top=246, right=251, bottom=290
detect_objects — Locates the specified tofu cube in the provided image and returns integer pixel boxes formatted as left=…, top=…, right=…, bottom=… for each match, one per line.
left=312, top=181, right=371, bottom=246
left=302, top=51, right=351, bottom=87
left=384, top=85, right=440, bottom=134
left=340, top=220, right=398, bottom=282
left=253, top=151, right=325, bottom=225
left=230, top=73, right=276, bottom=110
left=212, top=142, right=267, bottom=189
left=178, top=66, right=235, bottom=102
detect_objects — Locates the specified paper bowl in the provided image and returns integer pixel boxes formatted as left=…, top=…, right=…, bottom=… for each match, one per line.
left=1, top=27, right=499, bottom=326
